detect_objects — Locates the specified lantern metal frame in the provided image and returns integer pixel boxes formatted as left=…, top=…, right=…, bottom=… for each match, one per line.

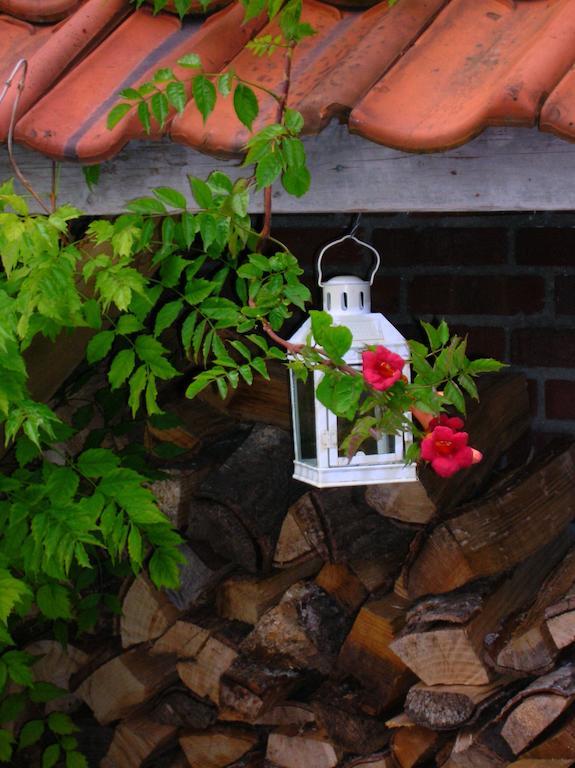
left=288, top=227, right=417, bottom=488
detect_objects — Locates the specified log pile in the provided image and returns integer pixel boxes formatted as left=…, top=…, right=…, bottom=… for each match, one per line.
left=31, top=373, right=575, bottom=766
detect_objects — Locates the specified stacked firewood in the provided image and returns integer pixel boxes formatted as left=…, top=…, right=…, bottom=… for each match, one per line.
left=32, top=371, right=575, bottom=767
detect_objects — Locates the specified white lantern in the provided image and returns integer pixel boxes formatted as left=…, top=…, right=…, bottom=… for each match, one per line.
left=288, top=233, right=417, bottom=488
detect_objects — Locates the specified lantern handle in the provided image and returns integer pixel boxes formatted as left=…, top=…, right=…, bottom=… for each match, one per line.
left=317, top=219, right=381, bottom=287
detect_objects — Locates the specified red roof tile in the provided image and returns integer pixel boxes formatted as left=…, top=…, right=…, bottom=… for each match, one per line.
left=2, top=0, right=575, bottom=163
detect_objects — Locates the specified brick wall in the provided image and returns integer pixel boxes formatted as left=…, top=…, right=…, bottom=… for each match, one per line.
left=272, top=213, right=575, bottom=439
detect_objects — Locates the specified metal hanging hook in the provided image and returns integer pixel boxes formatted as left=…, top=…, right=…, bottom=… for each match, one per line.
left=317, top=212, right=380, bottom=287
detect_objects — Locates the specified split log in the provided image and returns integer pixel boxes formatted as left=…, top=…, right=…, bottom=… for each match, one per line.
left=76, top=646, right=177, bottom=724
left=240, top=581, right=352, bottom=675
left=187, top=424, right=293, bottom=572
left=165, top=542, right=234, bottom=611
left=345, top=755, right=396, bottom=768
left=220, top=656, right=306, bottom=721
left=100, top=714, right=177, bottom=768
left=545, top=588, right=575, bottom=651
left=177, top=635, right=239, bottom=705
left=200, top=358, right=290, bottom=430
left=315, top=562, right=368, bottom=613
left=150, top=687, right=217, bottom=729
left=499, top=663, right=575, bottom=755
left=152, top=618, right=213, bottom=659
left=312, top=680, right=390, bottom=753
left=286, top=487, right=416, bottom=568
left=522, top=706, right=575, bottom=759
left=390, top=724, right=442, bottom=768
left=149, top=466, right=212, bottom=529
left=27, top=639, right=89, bottom=714
left=121, top=574, right=180, bottom=648
left=254, top=703, right=316, bottom=727
left=217, top=558, right=323, bottom=625
left=365, top=482, right=436, bottom=526
left=392, top=533, right=571, bottom=685
left=451, top=720, right=513, bottom=768
left=179, top=726, right=258, bottom=768
left=266, top=728, right=342, bottom=768
left=507, top=761, right=575, bottom=768
left=405, top=678, right=514, bottom=731
left=348, top=557, right=396, bottom=595
left=493, top=545, right=575, bottom=674
left=406, top=443, right=575, bottom=599
left=273, top=504, right=317, bottom=569
left=337, top=593, right=414, bottom=708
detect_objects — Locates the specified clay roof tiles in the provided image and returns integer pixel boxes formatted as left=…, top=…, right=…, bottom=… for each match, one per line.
left=2, top=0, right=575, bottom=163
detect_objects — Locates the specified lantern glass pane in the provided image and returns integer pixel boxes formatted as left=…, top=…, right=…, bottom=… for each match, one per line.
left=295, top=375, right=317, bottom=461
left=336, top=416, right=396, bottom=458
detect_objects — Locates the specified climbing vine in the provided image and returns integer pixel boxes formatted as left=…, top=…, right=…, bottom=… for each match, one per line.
left=0, top=0, right=503, bottom=763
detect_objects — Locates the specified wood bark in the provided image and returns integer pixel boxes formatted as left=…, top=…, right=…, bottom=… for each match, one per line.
left=390, top=724, right=442, bottom=768
left=392, top=533, right=571, bottom=685
left=150, top=687, right=217, bottom=729
left=522, top=706, right=575, bottom=759
left=187, top=424, right=293, bottom=572
left=165, top=542, right=234, bottom=611
left=404, top=678, right=514, bottom=731
left=499, top=664, right=575, bottom=755
left=406, top=444, right=575, bottom=599
left=27, top=639, right=89, bottom=715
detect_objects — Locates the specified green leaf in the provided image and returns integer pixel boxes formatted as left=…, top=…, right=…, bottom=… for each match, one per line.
left=189, top=177, right=213, bottom=209
left=192, top=75, right=216, bottom=122
left=135, top=335, right=166, bottom=364
left=37, top=584, right=73, bottom=620
left=107, top=103, right=131, bottom=130
left=255, top=152, right=283, bottom=189
left=29, top=682, right=66, bottom=703
left=443, top=380, right=466, bottom=414
left=284, top=108, right=304, bottom=134
left=0, top=570, right=32, bottom=624
left=421, top=321, right=440, bottom=351
left=77, top=448, right=120, bottom=479
left=282, top=136, right=306, bottom=168
left=181, top=211, right=198, bottom=247
left=128, top=525, right=144, bottom=570
left=165, top=80, right=186, bottom=113
left=125, top=196, right=167, bottom=215
left=19, top=720, right=44, bottom=750
left=185, top=372, right=213, bottom=399
left=218, top=71, right=233, bottom=96
left=42, top=744, right=60, bottom=768
left=178, top=53, right=202, bottom=68
left=181, top=311, right=197, bottom=351
left=458, top=373, right=479, bottom=400
left=149, top=547, right=182, bottom=589
left=0, top=730, right=13, bottom=763
left=120, top=87, right=141, bottom=100
left=250, top=356, right=269, bottom=380
left=137, top=101, right=151, bottom=134
left=128, top=365, right=148, bottom=416
left=233, top=83, right=259, bottom=131
left=3, top=651, right=33, bottom=687
left=437, top=319, right=450, bottom=345
left=310, top=310, right=352, bottom=363
left=82, top=165, right=100, bottom=191
left=154, top=299, right=183, bottom=336
left=47, top=713, right=78, bottom=736
left=467, top=358, right=506, bottom=375
left=151, top=91, right=169, bottom=128
left=86, top=330, right=114, bottom=364
left=109, top=349, right=136, bottom=389
left=281, top=165, right=310, bottom=197
left=66, top=751, right=88, bottom=768
left=153, top=186, right=187, bottom=209
left=153, top=67, right=174, bottom=83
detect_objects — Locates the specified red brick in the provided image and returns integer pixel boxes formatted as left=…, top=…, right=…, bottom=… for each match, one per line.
left=511, top=329, right=575, bottom=367
left=555, top=276, right=575, bottom=315
left=545, top=380, right=575, bottom=420
left=373, top=227, right=508, bottom=266
left=408, top=276, right=545, bottom=315
left=448, top=325, right=506, bottom=360
left=516, top=228, right=575, bottom=265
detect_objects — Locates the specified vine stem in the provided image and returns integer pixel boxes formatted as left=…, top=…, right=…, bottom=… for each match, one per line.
left=258, top=41, right=295, bottom=250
